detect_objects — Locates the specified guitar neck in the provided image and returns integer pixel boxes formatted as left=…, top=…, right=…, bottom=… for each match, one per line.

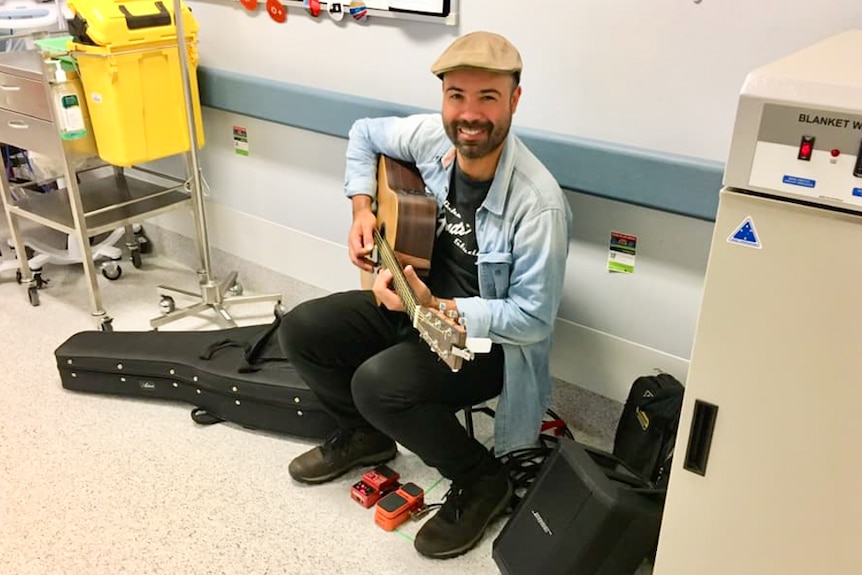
left=370, top=155, right=475, bottom=373
left=373, top=228, right=421, bottom=321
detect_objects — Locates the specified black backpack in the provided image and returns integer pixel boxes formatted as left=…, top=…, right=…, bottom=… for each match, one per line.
left=612, top=372, right=685, bottom=487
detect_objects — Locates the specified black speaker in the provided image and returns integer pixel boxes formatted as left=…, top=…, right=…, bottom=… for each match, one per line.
left=493, top=437, right=665, bottom=575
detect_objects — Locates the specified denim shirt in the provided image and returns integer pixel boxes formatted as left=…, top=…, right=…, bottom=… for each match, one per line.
left=344, top=113, right=572, bottom=456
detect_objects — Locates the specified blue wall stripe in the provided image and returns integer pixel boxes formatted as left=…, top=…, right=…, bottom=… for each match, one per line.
left=198, top=66, right=724, bottom=221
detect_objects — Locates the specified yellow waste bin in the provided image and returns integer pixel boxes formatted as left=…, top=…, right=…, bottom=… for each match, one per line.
left=66, top=0, right=206, bottom=166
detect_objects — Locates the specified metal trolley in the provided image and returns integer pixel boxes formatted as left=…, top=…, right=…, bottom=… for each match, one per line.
left=1, top=15, right=282, bottom=330
left=0, top=44, right=193, bottom=330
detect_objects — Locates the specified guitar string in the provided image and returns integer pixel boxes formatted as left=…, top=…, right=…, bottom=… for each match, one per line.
left=378, top=247, right=420, bottom=317
left=373, top=228, right=420, bottom=318
left=376, top=240, right=419, bottom=312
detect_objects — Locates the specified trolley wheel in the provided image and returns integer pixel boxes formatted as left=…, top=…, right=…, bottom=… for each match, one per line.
left=159, top=295, right=176, bottom=314
left=16, top=269, right=47, bottom=288
left=131, top=250, right=142, bottom=269
left=274, top=302, right=287, bottom=319
left=227, top=281, right=244, bottom=296
left=100, top=317, right=114, bottom=332
left=27, top=286, right=39, bottom=306
left=134, top=227, right=152, bottom=254
left=34, top=271, right=48, bottom=289
left=101, top=262, right=122, bottom=281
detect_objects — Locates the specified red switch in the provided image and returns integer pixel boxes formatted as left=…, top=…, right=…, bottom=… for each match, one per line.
left=798, top=136, right=815, bottom=161
left=831, top=149, right=840, bottom=158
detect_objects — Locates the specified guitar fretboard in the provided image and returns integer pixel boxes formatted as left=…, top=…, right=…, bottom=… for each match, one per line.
left=373, top=228, right=421, bottom=320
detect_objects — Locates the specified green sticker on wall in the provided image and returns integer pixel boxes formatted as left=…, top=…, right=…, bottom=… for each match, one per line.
left=233, top=125, right=249, bottom=156
left=608, top=231, right=637, bottom=273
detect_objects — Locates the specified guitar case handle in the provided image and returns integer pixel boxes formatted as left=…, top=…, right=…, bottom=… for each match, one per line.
left=191, top=407, right=224, bottom=426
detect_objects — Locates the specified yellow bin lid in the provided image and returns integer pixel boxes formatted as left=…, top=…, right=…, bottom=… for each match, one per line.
left=66, top=0, right=198, bottom=47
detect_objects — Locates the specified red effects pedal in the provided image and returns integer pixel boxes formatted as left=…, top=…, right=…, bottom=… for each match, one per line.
left=351, top=464, right=401, bottom=508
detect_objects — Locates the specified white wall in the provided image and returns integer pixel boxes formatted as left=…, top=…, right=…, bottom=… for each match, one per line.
left=191, top=0, right=862, bottom=162
left=151, top=0, right=862, bottom=401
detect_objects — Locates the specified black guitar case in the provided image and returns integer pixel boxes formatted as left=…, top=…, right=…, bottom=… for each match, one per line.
left=54, top=316, right=337, bottom=440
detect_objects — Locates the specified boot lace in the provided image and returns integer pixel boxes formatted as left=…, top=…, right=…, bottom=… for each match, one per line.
left=320, top=428, right=354, bottom=457
left=438, top=483, right=466, bottom=522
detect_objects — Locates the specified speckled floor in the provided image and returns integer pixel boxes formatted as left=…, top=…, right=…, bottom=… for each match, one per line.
left=0, top=225, right=646, bottom=575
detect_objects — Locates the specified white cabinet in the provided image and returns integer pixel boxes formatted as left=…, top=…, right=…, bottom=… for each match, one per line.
left=653, top=189, right=862, bottom=574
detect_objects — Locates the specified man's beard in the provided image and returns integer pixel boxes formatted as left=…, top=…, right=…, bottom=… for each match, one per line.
left=444, top=118, right=510, bottom=159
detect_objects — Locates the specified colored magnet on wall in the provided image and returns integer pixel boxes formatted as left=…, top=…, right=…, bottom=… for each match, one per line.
left=328, top=1, right=344, bottom=20
left=239, top=0, right=258, bottom=11
left=304, top=0, right=320, bottom=16
left=349, top=1, right=368, bottom=21
left=266, top=0, right=287, bottom=22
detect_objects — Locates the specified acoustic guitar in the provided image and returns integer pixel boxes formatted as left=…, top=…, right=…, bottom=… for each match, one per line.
left=362, top=155, right=474, bottom=372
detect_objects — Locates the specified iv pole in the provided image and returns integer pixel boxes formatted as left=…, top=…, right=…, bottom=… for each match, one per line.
left=150, top=0, right=283, bottom=329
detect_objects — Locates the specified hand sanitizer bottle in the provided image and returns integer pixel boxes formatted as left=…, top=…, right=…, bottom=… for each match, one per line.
left=51, top=61, right=86, bottom=141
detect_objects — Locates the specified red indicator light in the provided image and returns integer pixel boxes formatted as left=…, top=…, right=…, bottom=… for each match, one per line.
left=831, top=149, right=840, bottom=157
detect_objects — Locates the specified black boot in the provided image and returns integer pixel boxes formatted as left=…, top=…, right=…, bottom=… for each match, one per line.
left=414, top=463, right=512, bottom=559
left=288, top=427, right=397, bottom=484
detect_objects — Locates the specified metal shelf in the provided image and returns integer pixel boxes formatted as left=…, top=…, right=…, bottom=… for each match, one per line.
left=8, top=169, right=190, bottom=237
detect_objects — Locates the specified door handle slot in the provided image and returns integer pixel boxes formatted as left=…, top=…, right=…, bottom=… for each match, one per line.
left=683, top=400, right=719, bottom=476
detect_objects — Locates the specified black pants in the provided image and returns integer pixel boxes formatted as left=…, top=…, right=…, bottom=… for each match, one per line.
left=278, top=290, right=504, bottom=484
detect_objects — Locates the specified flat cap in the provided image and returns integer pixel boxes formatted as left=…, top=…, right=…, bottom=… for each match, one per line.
left=430, top=31, right=522, bottom=77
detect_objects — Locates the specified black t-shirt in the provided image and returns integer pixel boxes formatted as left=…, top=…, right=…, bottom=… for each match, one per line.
left=425, top=163, right=491, bottom=299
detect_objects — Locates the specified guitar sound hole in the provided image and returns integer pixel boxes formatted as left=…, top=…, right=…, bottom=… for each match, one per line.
left=379, top=223, right=387, bottom=240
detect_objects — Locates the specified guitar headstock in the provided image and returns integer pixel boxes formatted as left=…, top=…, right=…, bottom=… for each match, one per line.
left=413, top=306, right=473, bottom=372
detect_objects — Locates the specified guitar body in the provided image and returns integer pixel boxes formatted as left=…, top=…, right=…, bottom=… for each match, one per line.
left=360, top=156, right=437, bottom=289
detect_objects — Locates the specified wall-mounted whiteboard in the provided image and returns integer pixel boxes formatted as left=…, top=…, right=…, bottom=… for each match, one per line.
left=387, top=0, right=449, bottom=16
left=265, top=0, right=456, bottom=24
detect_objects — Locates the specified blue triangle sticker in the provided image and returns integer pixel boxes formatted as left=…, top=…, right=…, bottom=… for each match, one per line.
left=727, top=216, right=762, bottom=249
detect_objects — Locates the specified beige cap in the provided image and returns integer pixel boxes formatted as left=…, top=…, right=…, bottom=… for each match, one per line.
left=430, top=31, right=522, bottom=78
